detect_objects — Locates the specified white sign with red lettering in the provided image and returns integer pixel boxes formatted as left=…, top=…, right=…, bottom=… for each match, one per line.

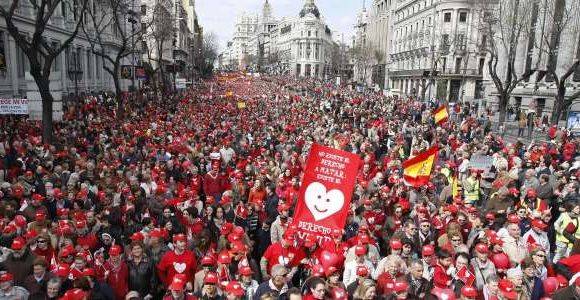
left=0, top=99, right=29, bottom=115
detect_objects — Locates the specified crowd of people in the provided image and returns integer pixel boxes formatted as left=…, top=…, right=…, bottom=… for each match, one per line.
left=0, top=73, right=579, bottom=300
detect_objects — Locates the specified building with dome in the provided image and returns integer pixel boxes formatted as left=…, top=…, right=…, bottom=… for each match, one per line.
left=219, top=0, right=337, bottom=79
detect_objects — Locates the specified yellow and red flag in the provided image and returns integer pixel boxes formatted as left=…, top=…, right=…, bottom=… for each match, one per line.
left=402, top=146, right=439, bottom=187
left=433, top=106, right=449, bottom=125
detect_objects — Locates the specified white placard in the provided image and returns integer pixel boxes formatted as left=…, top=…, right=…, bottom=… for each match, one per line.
left=0, top=99, right=29, bottom=115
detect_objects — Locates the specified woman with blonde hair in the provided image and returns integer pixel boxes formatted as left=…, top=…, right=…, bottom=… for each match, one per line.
left=353, top=279, right=377, bottom=300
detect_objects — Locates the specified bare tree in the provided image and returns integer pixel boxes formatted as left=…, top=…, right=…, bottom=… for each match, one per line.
left=83, top=0, right=145, bottom=115
left=198, top=32, right=218, bottom=77
left=1, top=0, right=88, bottom=142
left=532, top=0, right=580, bottom=123
left=478, top=0, right=536, bottom=125
left=143, top=4, right=174, bottom=93
left=351, top=44, right=375, bottom=84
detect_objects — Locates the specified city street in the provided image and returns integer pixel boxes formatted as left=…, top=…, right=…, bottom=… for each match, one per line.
left=1, top=1, right=580, bottom=300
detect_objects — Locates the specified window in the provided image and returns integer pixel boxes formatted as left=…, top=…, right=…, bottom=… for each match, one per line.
left=17, top=46, right=27, bottom=78
left=0, top=31, right=6, bottom=75
left=86, top=50, right=91, bottom=79
left=308, top=31, right=311, bottom=37
left=51, top=41, right=60, bottom=72
left=456, top=34, right=465, bottom=48
left=441, top=57, right=447, bottom=73
left=459, top=12, right=467, bottom=22
left=574, top=34, right=580, bottom=81
left=444, top=12, right=451, bottom=22
left=455, top=57, right=462, bottom=74
left=442, top=34, right=449, bottom=46
left=478, top=58, right=485, bottom=75
left=141, top=4, right=146, bottom=15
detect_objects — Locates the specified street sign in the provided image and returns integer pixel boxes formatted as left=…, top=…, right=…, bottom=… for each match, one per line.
left=175, top=78, right=186, bottom=89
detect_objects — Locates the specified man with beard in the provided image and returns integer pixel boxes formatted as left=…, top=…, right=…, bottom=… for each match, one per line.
left=0, top=237, right=35, bottom=286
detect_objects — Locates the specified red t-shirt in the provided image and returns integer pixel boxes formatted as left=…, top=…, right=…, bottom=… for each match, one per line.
left=262, top=242, right=300, bottom=272
left=157, top=250, right=197, bottom=286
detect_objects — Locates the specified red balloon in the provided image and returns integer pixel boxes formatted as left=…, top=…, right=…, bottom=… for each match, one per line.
left=543, top=277, right=558, bottom=295
left=491, top=252, right=511, bottom=270
left=329, top=288, right=348, bottom=300
left=14, top=215, right=27, bottom=228
left=318, top=250, right=340, bottom=271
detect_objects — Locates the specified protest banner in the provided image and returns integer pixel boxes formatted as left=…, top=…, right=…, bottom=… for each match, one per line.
left=0, top=98, right=28, bottom=115
left=292, top=144, right=360, bottom=243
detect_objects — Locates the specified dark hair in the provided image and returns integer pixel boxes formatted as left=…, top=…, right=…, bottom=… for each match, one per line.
left=455, top=252, right=470, bottom=263
left=32, top=257, right=48, bottom=268
left=287, top=287, right=301, bottom=297
left=437, top=249, right=452, bottom=259
left=520, top=257, right=535, bottom=270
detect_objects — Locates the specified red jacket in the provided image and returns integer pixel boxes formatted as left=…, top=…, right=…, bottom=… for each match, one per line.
left=100, top=261, right=129, bottom=300
left=433, top=263, right=451, bottom=288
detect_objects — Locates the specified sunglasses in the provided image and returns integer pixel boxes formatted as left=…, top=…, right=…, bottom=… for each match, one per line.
left=37, top=240, right=47, bottom=244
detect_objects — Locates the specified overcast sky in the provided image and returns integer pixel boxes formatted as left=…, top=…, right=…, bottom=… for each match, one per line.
left=195, top=0, right=362, bottom=50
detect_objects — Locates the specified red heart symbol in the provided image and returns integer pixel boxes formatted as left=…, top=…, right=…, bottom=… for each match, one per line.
left=318, top=250, right=340, bottom=270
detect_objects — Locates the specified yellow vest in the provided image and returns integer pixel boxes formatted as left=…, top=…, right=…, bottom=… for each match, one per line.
left=463, top=177, right=479, bottom=203
left=556, top=213, right=580, bottom=248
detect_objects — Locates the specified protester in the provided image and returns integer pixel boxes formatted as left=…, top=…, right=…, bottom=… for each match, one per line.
left=0, top=74, right=579, bottom=300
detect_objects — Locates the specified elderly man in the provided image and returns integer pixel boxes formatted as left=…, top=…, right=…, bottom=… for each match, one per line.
left=0, top=273, right=29, bottom=299
left=253, top=265, right=290, bottom=300
left=502, top=222, right=528, bottom=266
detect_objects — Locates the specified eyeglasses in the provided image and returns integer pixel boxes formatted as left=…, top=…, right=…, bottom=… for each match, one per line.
left=534, top=253, right=546, bottom=258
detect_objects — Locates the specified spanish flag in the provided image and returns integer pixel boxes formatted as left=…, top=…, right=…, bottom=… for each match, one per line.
left=402, top=146, right=439, bottom=187
left=433, top=106, right=449, bottom=125
left=452, top=176, right=459, bottom=199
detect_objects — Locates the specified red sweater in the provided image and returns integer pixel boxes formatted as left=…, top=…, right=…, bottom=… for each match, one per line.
left=203, top=172, right=223, bottom=196
left=157, top=250, right=197, bottom=286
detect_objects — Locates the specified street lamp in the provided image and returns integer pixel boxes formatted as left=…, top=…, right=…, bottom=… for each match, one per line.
left=128, top=6, right=138, bottom=92
left=67, top=46, right=83, bottom=97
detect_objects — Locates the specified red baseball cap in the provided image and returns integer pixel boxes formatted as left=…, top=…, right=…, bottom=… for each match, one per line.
left=355, top=245, right=366, bottom=256
left=356, top=266, right=369, bottom=277
left=201, top=256, right=216, bottom=266
left=109, top=245, right=123, bottom=256
left=531, top=219, right=548, bottom=230
left=0, top=273, right=13, bottom=282
left=173, top=233, right=187, bottom=243
left=61, top=288, right=87, bottom=300
left=239, top=266, right=254, bottom=276
left=498, top=279, right=517, bottom=299
left=168, top=274, right=187, bottom=291
left=390, top=239, right=403, bottom=250
left=422, top=245, right=435, bottom=256
left=11, top=237, right=26, bottom=250
left=475, top=243, right=489, bottom=253
left=204, top=272, right=219, bottom=284
left=225, top=281, right=245, bottom=297
left=393, top=279, right=409, bottom=293
left=461, top=285, right=478, bottom=297
left=129, top=232, right=145, bottom=241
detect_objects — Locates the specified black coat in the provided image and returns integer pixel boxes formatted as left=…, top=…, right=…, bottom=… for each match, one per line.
left=128, top=257, right=158, bottom=297
left=404, top=274, right=431, bottom=299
